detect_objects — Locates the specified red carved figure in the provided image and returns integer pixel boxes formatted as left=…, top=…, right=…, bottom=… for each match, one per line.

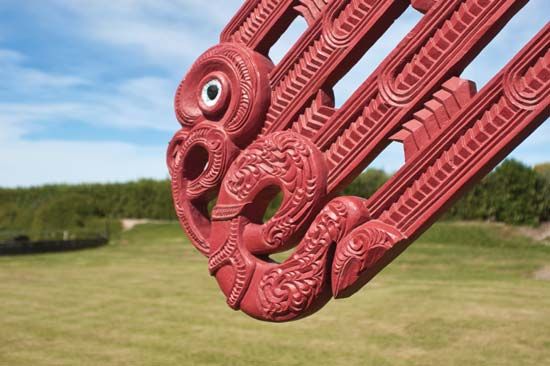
left=168, top=0, right=549, bottom=322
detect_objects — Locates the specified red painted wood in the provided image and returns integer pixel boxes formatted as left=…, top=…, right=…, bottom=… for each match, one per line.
left=168, top=0, right=549, bottom=322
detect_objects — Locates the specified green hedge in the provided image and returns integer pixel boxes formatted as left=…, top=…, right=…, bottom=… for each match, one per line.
left=0, top=180, right=173, bottom=237
left=446, top=160, right=549, bottom=226
left=1, top=160, right=548, bottom=238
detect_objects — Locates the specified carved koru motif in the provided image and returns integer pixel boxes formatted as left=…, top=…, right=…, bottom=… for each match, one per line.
left=168, top=0, right=549, bottom=321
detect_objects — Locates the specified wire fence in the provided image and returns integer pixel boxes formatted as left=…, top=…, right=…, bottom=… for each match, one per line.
left=0, top=228, right=110, bottom=256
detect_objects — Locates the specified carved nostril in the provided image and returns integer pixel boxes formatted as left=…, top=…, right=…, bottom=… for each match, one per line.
left=201, top=79, right=222, bottom=107
left=183, top=145, right=210, bottom=181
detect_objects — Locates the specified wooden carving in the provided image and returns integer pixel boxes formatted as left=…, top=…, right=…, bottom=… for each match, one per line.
left=167, top=0, right=549, bottom=322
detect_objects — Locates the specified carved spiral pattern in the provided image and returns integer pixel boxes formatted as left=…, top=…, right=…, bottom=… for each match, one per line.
left=168, top=125, right=239, bottom=255
left=209, top=195, right=370, bottom=322
left=322, top=0, right=378, bottom=49
left=378, top=0, right=495, bottom=106
left=166, top=129, right=188, bottom=178
left=216, top=131, right=327, bottom=253
left=331, top=221, right=404, bottom=298
left=258, top=198, right=355, bottom=321
left=504, top=43, right=549, bottom=111
left=170, top=127, right=232, bottom=199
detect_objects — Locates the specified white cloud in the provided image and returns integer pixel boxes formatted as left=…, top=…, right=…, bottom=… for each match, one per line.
left=0, top=76, right=177, bottom=135
left=0, top=0, right=547, bottom=188
left=46, top=0, right=243, bottom=71
left=0, top=49, right=24, bottom=63
left=0, top=62, right=176, bottom=187
left=509, top=123, right=550, bottom=167
left=55, top=0, right=237, bottom=28
left=461, top=0, right=549, bottom=86
left=0, top=43, right=177, bottom=188
left=0, top=103, right=83, bottom=139
left=86, top=76, right=176, bottom=131
left=0, top=91, right=174, bottom=187
left=0, top=139, right=168, bottom=187
left=0, top=48, right=88, bottom=92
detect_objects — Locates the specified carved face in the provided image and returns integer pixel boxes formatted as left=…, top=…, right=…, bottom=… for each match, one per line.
left=173, top=43, right=273, bottom=144
left=166, top=43, right=273, bottom=255
left=167, top=0, right=549, bottom=322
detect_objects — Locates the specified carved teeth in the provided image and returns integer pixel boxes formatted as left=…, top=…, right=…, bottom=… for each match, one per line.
left=390, top=77, right=477, bottom=162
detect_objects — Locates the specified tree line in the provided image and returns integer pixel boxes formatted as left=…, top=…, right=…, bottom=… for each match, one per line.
left=0, top=159, right=548, bottom=238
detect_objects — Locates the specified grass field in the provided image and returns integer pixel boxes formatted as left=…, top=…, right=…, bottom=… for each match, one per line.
left=1, top=222, right=549, bottom=366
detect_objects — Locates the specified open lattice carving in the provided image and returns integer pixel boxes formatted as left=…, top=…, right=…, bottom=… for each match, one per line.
left=167, top=0, right=549, bottom=322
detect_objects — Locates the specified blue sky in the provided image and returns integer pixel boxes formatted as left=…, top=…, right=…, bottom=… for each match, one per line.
left=0, top=0, right=548, bottom=187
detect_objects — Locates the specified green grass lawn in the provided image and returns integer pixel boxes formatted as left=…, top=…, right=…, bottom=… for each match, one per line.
left=1, top=222, right=549, bottom=366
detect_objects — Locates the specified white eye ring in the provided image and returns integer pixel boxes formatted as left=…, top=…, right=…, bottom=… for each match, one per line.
left=201, top=79, right=222, bottom=107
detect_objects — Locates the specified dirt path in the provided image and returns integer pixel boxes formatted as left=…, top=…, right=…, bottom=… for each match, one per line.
left=534, top=266, right=550, bottom=281
left=120, top=219, right=170, bottom=231
left=518, top=222, right=550, bottom=242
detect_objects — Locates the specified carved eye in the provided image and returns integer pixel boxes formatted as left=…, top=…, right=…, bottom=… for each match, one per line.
left=201, top=79, right=222, bottom=107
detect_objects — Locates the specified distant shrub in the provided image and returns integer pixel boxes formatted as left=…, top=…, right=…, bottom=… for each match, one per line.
left=342, top=168, right=390, bottom=199
left=448, top=160, right=549, bottom=226
left=31, top=193, right=98, bottom=235
left=0, top=179, right=174, bottom=237
left=534, top=163, right=550, bottom=182
left=0, top=202, right=19, bottom=231
left=0, top=160, right=548, bottom=234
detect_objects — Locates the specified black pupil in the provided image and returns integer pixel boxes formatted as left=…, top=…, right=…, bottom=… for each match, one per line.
left=207, top=84, right=219, bottom=100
